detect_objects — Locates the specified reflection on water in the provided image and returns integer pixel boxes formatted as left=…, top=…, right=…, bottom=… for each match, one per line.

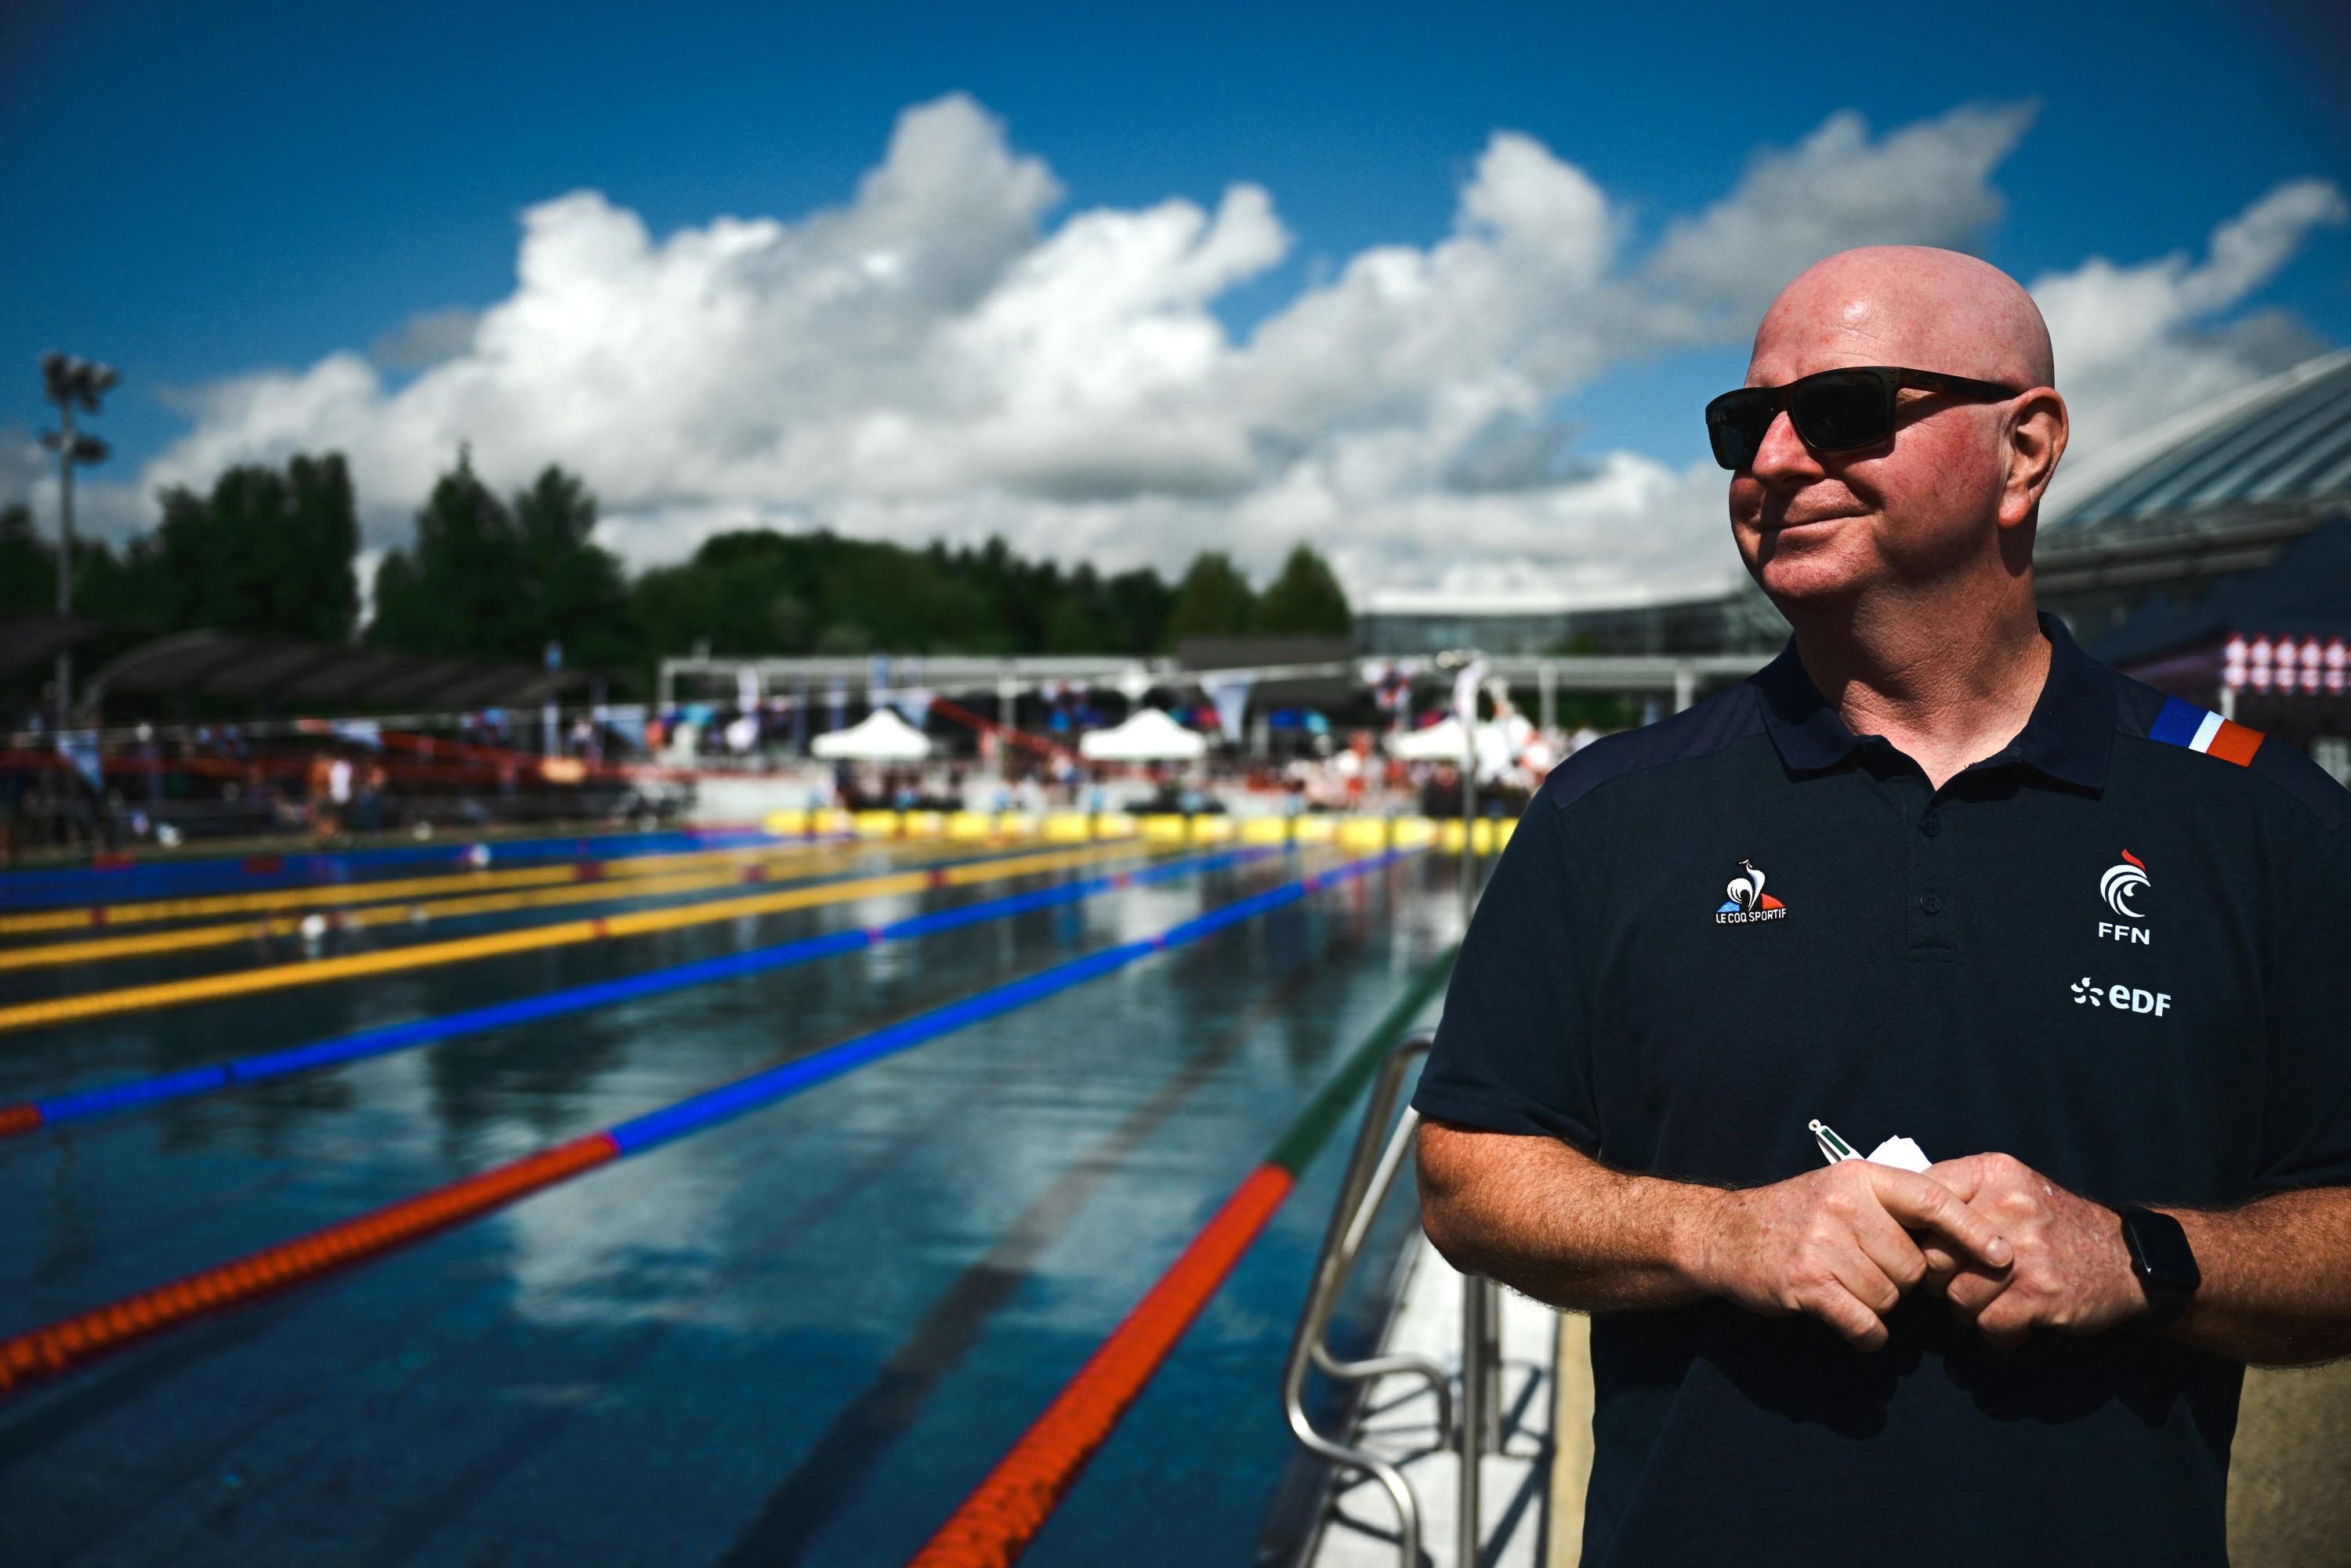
left=0, top=852, right=1469, bottom=1568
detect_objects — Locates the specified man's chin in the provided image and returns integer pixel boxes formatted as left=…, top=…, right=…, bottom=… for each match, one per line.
left=1752, top=549, right=1869, bottom=607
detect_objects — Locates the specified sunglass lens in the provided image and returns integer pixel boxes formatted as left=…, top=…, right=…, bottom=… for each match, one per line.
left=1788, top=372, right=1893, bottom=451
left=1704, top=390, right=1775, bottom=471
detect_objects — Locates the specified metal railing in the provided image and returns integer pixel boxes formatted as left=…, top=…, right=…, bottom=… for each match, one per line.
left=1281, top=1030, right=1501, bottom=1568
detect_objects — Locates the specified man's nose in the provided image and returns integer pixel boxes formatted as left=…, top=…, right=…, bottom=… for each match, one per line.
left=1747, top=408, right=1821, bottom=485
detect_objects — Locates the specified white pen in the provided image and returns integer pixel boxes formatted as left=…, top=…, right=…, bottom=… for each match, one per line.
left=1809, top=1118, right=1861, bottom=1165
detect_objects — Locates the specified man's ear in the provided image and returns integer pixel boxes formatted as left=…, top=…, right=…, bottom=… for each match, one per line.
left=1999, top=389, right=2069, bottom=530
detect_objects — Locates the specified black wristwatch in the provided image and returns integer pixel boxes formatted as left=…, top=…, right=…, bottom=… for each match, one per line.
left=2117, top=1205, right=2201, bottom=1326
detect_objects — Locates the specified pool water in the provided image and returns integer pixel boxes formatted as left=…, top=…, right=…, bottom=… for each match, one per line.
left=0, top=838, right=1462, bottom=1567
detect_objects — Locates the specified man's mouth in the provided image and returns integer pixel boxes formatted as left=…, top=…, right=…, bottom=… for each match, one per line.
left=1756, top=510, right=1860, bottom=534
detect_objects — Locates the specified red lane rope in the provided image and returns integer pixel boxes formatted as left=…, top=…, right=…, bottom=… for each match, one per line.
left=0, top=1132, right=618, bottom=1394
left=906, top=1164, right=1295, bottom=1568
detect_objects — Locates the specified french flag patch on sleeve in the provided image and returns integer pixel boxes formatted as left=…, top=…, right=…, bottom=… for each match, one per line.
left=2150, top=696, right=2265, bottom=766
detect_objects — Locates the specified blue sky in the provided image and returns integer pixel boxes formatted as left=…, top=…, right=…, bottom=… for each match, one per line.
left=3, top=0, right=2346, bottom=598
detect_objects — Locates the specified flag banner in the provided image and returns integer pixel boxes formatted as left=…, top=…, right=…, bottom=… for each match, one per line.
left=601, top=706, right=648, bottom=750
left=1452, top=659, right=1489, bottom=725
left=58, top=731, right=103, bottom=793
left=1202, top=675, right=1254, bottom=742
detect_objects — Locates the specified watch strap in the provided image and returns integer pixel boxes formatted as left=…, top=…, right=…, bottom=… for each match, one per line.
left=2117, top=1204, right=2199, bottom=1326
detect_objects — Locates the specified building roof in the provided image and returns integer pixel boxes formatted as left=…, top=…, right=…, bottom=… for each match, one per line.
left=1358, top=581, right=1742, bottom=617
left=2096, top=516, right=2351, bottom=668
left=2046, top=349, right=2351, bottom=534
left=86, top=629, right=593, bottom=710
left=0, top=614, right=107, bottom=679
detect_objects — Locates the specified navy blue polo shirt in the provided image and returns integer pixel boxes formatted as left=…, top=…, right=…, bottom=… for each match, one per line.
left=1415, top=615, right=2351, bottom=1567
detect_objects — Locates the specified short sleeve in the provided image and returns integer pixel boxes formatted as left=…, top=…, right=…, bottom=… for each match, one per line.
left=1411, top=795, right=1599, bottom=1149
left=2255, top=821, right=2351, bottom=1193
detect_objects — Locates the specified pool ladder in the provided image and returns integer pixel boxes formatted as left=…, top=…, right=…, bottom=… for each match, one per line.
left=1282, top=1030, right=1503, bottom=1568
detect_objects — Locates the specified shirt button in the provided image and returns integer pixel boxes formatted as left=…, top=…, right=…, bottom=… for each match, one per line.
left=1919, top=814, right=1940, bottom=838
left=1920, top=893, right=1943, bottom=915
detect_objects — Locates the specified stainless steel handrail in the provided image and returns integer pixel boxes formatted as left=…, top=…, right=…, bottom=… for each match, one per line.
left=1281, top=1030, right=1454, bottom=1568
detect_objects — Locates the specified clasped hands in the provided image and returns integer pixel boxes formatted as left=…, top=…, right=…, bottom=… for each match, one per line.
left=1694, top=1152, right=2149, bottom=1351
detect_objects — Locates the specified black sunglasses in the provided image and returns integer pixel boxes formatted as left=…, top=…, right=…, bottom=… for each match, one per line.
left=1704, top=365, right=2023, bottom=472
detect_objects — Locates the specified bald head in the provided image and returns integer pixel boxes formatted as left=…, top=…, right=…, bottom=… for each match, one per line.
left=1729, top=244, right=2071, bottom=623
left=1754, top=246, right=2053, bottom=391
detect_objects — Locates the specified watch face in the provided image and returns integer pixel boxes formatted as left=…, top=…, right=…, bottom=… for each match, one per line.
left=2125, top=1208, right=2201, bottom=1296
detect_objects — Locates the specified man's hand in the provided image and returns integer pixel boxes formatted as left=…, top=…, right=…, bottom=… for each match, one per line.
left=1690, top=1161, right=2014, bottom=1351
left=1922, top=1153, right=2144, bottom=1345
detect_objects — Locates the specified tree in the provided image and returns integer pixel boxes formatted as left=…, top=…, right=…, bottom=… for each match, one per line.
left=0, top=505, right=47, bottom=616
left=1103, top=567, right=1174, bottom=654
left=0, top=501, right=153, bottom=626
left=368, top=448, right=519, bottom=658
left=150, top=453, right=360, bottom=641
left=1165, top=552, right=1255, bottom=641
left=369, top=453, right=636, bottom=675
left=632, top=528, right=999, bottom=664
left=509, top=465, right=636, bottom=673
left=1255, top=543, right=1351, bottom=635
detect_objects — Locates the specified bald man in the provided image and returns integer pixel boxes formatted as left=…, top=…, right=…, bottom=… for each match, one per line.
left=1414, top=246, right=2351, bottom=1566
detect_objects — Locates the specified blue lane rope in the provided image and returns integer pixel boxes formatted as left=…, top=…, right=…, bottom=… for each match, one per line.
left=0, top=846, right=1417, bottom=1396
left=604, top=849, right=1413, bottom=1157
left=20, top=845, right=1288, bottom=1132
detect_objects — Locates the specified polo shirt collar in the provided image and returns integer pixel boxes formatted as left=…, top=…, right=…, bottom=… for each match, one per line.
left=1754, top=612, right=2114, bottom=789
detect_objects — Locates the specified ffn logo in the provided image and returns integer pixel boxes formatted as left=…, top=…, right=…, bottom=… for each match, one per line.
left=2098, top=849, right=2152, bottom=945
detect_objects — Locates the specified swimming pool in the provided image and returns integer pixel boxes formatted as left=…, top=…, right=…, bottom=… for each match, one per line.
left=0, top=831, right=1462, bottom=1566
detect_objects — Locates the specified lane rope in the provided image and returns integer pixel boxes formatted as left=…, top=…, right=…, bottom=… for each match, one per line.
left=0, top=835, right=1038, bottom=970
left=904, top=945, right=1458, bottom=1568
left=0, top=825, right=784, bottom=914
left=0, top=839, right=1155, bottom=1037
left=0, top=847, right=1415, bottom=1396
left=1, top=844, right=1277, bottom=1136
left=0, top=834, right=857, bottom=940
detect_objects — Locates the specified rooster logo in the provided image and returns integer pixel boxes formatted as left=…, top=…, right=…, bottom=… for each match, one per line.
left=1714, top=858, right=1789, bottom=923
left=2100, top=849, right=2150, bottom=919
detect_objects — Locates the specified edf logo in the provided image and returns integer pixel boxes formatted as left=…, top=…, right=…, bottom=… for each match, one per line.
left=2072, top=976, right=2172, bottom=1015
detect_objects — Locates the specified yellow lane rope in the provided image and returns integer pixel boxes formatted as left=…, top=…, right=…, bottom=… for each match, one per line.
left=0, top=838, right=1163, bottom=1036
left=0, top=836, right=871, bottom=939
left=0, top=838, right=1023, bottom=973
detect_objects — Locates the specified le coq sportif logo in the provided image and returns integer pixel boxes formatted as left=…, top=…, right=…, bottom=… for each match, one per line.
left=1713, top=858, right=1788, bottom=925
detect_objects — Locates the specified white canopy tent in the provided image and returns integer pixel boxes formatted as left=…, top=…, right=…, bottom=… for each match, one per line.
left=1385, top=713, right=1534, bottom=780
left=1078, top=707, right=1208, bottom=762
left=810, top=708, right=933, bottom=761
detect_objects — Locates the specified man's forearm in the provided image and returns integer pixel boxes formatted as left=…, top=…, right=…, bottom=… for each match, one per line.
left=2166, top=1186, right=2351, bottom=1365
left=1416, top=1118, right=1722, bottom=1312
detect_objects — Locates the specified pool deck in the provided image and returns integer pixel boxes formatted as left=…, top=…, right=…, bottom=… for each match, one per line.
left=1305, top=1235, right=1559, bottom=1568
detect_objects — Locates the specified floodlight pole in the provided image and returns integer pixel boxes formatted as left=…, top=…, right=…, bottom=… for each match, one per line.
left=38, top=353, right=116, bottom=727
left=53, top=395, right=78, bottom=719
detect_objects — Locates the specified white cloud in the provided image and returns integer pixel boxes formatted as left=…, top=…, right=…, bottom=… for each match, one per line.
left=369, top=306, right=480, bottom=370
left=1646, top=103, right=2038, bottom=335
left=96, top=93, right=2335, bottom=611
left=2035, top=176, right=2348, bottom=495
left=1, top=429, right=44, bottom=509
